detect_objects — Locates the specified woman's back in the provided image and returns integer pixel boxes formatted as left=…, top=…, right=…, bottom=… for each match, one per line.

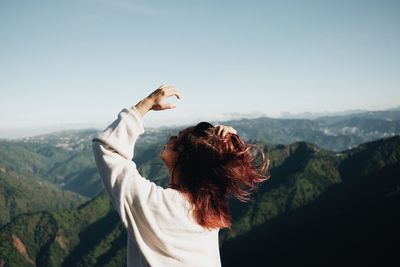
left=92, top=107, right=222, bottom=267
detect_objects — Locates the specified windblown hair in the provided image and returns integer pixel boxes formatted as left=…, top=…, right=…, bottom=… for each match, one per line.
left=169, top=122, right=270, bottom=230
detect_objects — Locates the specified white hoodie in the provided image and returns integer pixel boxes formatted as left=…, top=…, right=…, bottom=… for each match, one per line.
left=92, top=107, right=221, bottom=267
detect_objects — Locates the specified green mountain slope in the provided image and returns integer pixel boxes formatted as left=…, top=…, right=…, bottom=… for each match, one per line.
left=1, top=131, right=168, bottom=199
left=220, top=135, right=400, bottom=267
left=0, top=168, right=87, bottom=227
left=221, top=141, right=342, bottom=241
left=0, top=193, right=127, bottom=267
left=0, top=142, right=87, bottom=227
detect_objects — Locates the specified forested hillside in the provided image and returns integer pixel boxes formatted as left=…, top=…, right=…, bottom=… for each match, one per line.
left=220, top=136, right=400, bottom=267
left=1, top=136, right=399, bottom=266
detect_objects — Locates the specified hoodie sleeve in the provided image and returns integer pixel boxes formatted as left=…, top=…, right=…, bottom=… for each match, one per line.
left=92, top=107, right=158, bottom=227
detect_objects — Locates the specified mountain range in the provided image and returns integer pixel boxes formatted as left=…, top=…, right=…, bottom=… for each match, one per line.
left=0, top=108, right=399, bottom=266
left=0, top=134, right=399, bottom=266
left=3, top=107, right=400, bottom=152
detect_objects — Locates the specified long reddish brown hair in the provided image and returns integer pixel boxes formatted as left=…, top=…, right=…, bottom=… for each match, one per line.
left=169, top=122, right=270, bottom=230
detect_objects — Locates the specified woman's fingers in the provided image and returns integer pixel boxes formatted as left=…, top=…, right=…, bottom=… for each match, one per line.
left=216, top=126, right=223, bottom=136
left=159, top=85, right=182, bottom=100
left=148, top=85, right=181, bottom=110
left=171, top=88, right=182, bottom=100
left=215, top=125, right=237, bottom=138
left=160, top=103, right=177, bottom=110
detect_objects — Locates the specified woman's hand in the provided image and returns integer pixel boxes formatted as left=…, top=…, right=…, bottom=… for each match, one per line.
left=134, top=85, right=182, bottom=117
left=215, top=125, right=237, bottom=138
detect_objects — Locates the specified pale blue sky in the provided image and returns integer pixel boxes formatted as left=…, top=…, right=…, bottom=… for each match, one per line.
left=1, top=0, right=399, bottom=138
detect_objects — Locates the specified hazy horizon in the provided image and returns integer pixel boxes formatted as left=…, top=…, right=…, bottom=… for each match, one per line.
left=1, top=0, right=399, bottom=138
left=1, top=105, right=398, bottom=140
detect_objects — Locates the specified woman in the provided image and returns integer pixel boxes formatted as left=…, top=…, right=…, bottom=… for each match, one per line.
left=92, top=85, right=270, bottom=267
